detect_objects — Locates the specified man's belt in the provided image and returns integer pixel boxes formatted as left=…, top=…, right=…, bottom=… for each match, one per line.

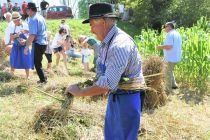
left=118, top=77, right=145, bottom=90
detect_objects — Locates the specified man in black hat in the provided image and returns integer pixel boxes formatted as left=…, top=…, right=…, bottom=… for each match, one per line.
left=22, top=2, right=47, bottom=84
left=65, top=3, right=144, bottom=140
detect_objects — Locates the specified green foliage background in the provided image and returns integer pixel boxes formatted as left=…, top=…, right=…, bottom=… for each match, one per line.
left=0, top=17, right=209, bottom=94
left=78, top=0, right=110, bottom=19
left=77, top=0, right=210, bottom=30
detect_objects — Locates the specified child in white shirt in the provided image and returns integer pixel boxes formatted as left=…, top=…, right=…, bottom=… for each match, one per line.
left=79, top=36, right=91, bottom=71
left=51, top=28, right=68, bottom=71
left=44, top=31, right=53, bottom=70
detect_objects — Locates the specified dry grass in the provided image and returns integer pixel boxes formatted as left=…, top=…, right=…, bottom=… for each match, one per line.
left=139, top=94, right=210, bottom=139
left=0, top=56, right=210, bottom=140
left=0, top=34, right=6, bottom=63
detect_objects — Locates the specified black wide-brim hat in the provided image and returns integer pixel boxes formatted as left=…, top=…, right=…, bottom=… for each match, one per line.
left=82, top=3, right=119, bottom=24
left=27, top=2, right=37, bottom=9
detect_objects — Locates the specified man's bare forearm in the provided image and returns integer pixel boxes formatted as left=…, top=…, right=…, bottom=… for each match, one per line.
left=26, top=35, right=36, bottom=47
left=79, top=85, right=109, bottom=96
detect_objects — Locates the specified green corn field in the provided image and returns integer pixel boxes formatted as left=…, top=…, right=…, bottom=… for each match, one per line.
left=135, top=17, right=210, bottom=95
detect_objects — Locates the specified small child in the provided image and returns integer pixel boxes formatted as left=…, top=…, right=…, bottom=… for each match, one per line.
left=79, top=36, right=91, bottom=71
left=78, top=35, right=100, bottom=70
left=65, top=35, right=81, bottom=60
left=59, top=19, right=70, bottom=36
left=45, top=31, right=53, bottom=71
left=51, top=28, right=68, bottom=71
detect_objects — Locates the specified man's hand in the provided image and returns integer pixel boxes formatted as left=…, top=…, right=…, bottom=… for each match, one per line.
left=156, top=45, right=163, bottom=50
left=65, top=84, right=81, bottom=96
left=156, top=45, right=172, bottom=50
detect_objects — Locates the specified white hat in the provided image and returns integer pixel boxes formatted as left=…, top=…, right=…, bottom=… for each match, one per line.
left=12, top=12, right=21, bottom=20
left=12, top=12, right=22, bottom=20
left=3, top=12, right=12, bottom=19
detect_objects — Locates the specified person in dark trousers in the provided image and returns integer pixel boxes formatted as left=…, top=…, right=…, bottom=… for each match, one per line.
left=65, top=3, right=145, bottom=140
left=40, top=0, right=49, bottom=18
left=21, top=2, right=47, bottom=84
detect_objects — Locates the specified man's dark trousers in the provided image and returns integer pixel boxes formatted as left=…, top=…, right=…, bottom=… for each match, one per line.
left=34, top=43, right=47, bottom=82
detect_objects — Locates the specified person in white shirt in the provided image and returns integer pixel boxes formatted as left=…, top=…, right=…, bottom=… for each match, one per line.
left=44, top=31, right=53, bottom=71
left=52, top=28, right=68, bottom=72
left=118, top=2, right=124, bottom=19
left=3, top=12, right=15, bottom=55
left=59, top=19, right=70, bottom=36
left=9, top=12, right=32, bottom=79
left=79, top=36, right=91, bottom=71
left=156, top=21, right=182, bottom=93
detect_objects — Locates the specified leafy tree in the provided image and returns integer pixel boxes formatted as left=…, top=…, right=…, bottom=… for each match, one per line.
left=130, top=0, right=210, bottom=30
left=78, top=0, right=110, bottom=18
left=132, top=0, right=173, bottom=33
left=168, top=0, right=210, bottom=27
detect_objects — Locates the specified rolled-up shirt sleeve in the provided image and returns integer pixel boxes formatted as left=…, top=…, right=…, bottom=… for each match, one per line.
left=96, top=42, right=130, bottom=90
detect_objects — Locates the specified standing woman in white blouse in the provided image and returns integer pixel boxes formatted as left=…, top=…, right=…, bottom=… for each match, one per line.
left=10, top=12, right=32, bottom=79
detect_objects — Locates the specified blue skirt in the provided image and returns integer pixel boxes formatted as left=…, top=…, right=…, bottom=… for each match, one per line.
left=104, top=90, right=141, bottom=140
left=10, top=40, right=32, bottom=69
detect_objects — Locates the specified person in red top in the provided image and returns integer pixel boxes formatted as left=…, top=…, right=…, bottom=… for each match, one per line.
left=1, top=3, right=7, bottom=20
left=7, top=0, right=13, bottom=13
left=22, top=1, right=28, bottom=20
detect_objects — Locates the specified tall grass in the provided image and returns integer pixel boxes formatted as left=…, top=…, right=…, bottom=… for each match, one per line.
left=135, top=17, right=210, bottom=95
left=135, top=29, right=164, bottom=57
left=177, top=17, right=210, bottom=94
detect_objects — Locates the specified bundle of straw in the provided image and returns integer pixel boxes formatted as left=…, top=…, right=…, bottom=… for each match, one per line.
left=143, top=55, right=167, bottom=109
left=32, top=88, right=74, bottom=132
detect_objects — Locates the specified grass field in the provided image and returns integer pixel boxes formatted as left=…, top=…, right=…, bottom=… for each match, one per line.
left=0, top=19, right=210, bottom=140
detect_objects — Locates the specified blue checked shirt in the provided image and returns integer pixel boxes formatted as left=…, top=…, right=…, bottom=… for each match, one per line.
left=95, top=25, right=144, bottom=91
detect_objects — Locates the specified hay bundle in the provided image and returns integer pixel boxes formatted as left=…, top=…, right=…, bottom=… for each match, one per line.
left=33, top=105, right=65, bottom=132
left=33, top=94, right=74, bottom=132
left=0, top=60, right=10, bottom=70
left=77, top=79, right=93, bottom=89
left=78, top=79, right=105, bottom=102
left=0, top=34, right=6, bottom=63
left=0, top=71, right=15, bottom=82
left=143, top=55, right=167, bottom=109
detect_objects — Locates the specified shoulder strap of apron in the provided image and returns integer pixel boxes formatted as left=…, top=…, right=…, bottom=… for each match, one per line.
left=104, top=32, right=117, bottom=64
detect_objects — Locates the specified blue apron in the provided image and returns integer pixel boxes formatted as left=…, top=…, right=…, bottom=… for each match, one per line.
left=98, top=34, right=141, bottom=140
left=10, top=33, right=32, bottom=69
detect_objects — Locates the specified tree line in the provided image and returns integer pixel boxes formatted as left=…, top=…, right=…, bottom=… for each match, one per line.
left=78, top=0, right=210, bottom=31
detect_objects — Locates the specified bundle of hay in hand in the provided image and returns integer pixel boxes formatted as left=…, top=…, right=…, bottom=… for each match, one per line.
left=77, top=79, right=94, bottom=89
left=78, top=79, right=105, bottom=102
left=143, top=55, right=167, bottom=109
left=33, top=93, right=74, bottom=132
